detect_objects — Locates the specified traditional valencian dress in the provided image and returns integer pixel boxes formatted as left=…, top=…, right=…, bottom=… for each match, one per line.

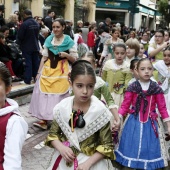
left=29, top=34, right=78, bottom=120
left=94, top=76, right=118, bottom=109
left=102, top=59, right=132, bottom=107
left=154, top=60, right=170, bottom=116
left=114, top=80, right=170, bottom=169
left=0, top=98, right=28, bottom=170
left=45, top=96, right=115, bottom=170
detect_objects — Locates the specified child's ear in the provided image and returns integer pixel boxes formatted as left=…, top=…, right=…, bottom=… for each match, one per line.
left=6, top=85, right=12, bottom=95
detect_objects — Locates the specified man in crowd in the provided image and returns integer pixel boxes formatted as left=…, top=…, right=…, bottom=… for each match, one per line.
left=17, top=9, right=40, bottom=84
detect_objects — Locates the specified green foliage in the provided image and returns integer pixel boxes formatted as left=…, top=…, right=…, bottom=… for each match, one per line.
left=158, top=0, right=168, bottom=16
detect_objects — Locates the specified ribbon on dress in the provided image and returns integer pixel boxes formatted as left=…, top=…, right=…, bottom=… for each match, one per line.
left=52, top=141, right=78, bottom=170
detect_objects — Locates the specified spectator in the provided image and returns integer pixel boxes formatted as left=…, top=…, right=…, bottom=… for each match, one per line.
left=39, top=28, right=49, bottom=47
left=6, top=14, right=18, bottom=41
left=64, top=20, right=74, bottom=39
left=0, top=4, right=5, bottom=27
left=101, top=17, right=111, bottom=30
left=17, top=9, right=40, bottom=84
left=76, top=20, right=83, bottom=29
left=81, top=21, right=89, bottom=44
left=87, top=25, right=96, bottom=51
left=44, top=10, right=54, bottom=31
left=0, top=33, right=21, bottom=82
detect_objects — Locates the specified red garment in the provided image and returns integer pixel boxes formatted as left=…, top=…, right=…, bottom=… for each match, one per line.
left=4, top=60, right=15, bottom=76
left=0, top=102, right=14, bottom=170
left=87, top=31, right=95, bottom=48
left=119, top=91, right=169, bottom=123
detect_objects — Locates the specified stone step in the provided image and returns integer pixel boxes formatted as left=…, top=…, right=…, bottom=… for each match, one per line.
left=7, top=81, right=34, bottom=105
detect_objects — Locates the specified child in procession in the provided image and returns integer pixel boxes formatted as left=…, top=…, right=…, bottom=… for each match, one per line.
left=45, top=60, right=115, bottom=170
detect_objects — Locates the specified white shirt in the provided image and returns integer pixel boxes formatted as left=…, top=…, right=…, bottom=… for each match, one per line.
left=0, top=98, right=28, bottom=170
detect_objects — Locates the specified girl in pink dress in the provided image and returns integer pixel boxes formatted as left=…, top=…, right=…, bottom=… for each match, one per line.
left=114, top=58, right=170, bottom=169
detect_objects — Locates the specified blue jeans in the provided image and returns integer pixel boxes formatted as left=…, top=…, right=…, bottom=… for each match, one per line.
left=22, top=51, right=40, bottom=84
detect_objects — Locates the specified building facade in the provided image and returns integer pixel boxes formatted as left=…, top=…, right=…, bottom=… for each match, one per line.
left=3, top=0, right=159, bottom=30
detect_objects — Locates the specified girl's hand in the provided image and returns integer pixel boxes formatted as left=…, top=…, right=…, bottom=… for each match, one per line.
left=58, top=145, right=75, bottom=163
left=112, top=119, right=121, bottom=131
left=76, top=162, right=91, bottom=170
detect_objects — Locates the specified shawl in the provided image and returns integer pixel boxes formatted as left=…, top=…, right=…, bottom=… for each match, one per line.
left=44, top=34, right=75, bottom=55
left=126, top=80, right=163, bottom=116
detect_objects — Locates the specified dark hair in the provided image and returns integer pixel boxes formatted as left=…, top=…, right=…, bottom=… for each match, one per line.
left=163, top=45, right=170, bottom=52
left=0, top=62, right=12, bottom=87
left=53, top=18, right=66, bottom=30
left=24, top=9, right=32, bottom=16
left=130, top=59, right=139, bottom=70
left=113, top=43, right=126, bottom=51
left=84, top=22, right=90, bottom=27
left=104, top=26, right=110, bottom=33
left=0, top=25, right=9, bottom=33
left=70, top=60, right=96, bottom=83
left=136, top=58, right=152, bottom=70
left=98, top=29, right=104, bottom=35
left=155, top=29, right=164, bottom=36
left=0, top=32, right=4, bottom=39
left=75, top=28, right=82, bottom=34
left=112, top=28, right=119, bottom=34
left=81, top=51, right=96, bottom=65
left=47, top=10, right=53, bottom=14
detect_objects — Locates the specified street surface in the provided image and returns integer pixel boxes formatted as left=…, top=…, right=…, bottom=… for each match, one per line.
left=19, top=103, right=54, bottom=170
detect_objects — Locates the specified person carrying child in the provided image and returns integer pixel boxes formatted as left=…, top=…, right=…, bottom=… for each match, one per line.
left=45, top=60, right=115, bottom=170
left=0, top=62, right=28, bottom=169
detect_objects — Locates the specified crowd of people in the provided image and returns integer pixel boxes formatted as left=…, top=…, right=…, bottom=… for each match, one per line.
left=1, top=7, right=170, bottom=170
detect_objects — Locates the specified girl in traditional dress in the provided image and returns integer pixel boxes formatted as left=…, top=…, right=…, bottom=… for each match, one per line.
left=125, top=38, right=140, bottom=66
left=81, top=51, right=120, bottom=130
left=102, top=43, right=132, bottom=107
left=153, top=46, right=170, bottom=115
left=114, top=58, right=170, bottom=170
left=45, top=60, right=115, bottom=170
left=0, top=62, right=28, bottom=169
left=29, top=18, right=78, bottom=130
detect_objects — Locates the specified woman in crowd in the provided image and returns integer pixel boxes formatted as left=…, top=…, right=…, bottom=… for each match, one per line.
left=99, top=28, right=124, bottom=65
left=148, top=29, right=169, bottom=62
left=29, top=18, right=78, bottom=130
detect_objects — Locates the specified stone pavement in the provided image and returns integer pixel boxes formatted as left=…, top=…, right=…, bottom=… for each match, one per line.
left=19, top=103, right=54, bottom=170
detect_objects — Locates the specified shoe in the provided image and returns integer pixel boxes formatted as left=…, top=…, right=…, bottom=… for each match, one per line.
left=12, top=76, right=22, bottom=82
left=33, top=120, right=47, bottom=130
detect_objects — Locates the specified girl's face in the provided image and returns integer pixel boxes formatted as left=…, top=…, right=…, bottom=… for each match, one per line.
left=130, top=33, right=135, bottom=38
left=0, top=79, right=11, bottom=108
left=154, top=32, right=164, bottom=44
left=139, top=44, right=145, bottom=57
left=112, top=31, right=119, bottom=39
left=81, top=56, right=96, bottom=69
left=71, top=74, right=95, bottom=104
left=114, top=47, right=126, bottom=65
left=52, top=21, right=65, bottom=37
left=137, top=60, right=153, bottom=82
left=163, top=50, right=170, bottom=66
left=126, top=46, right=135, bottom=58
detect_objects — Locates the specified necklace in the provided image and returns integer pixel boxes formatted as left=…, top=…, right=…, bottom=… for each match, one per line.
left=55, top=35, right=63, bottom=42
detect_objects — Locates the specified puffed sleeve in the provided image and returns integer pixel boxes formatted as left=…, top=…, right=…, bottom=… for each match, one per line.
left=101, top=84, right=118, bottom=109
left=118, top=91, right=134, bottom=116
left=69, top=44, right=78, bottom=59
left=156, top=93, right=170, bottom=122
left=96, top=122, right=115, bottom=160
left=3, top=115, right=28, bottom=170
left=45, top=119, right=63, bottom=148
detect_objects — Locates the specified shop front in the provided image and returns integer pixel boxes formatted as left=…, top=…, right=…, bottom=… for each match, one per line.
left=95, top=0, right=130, bottom=26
